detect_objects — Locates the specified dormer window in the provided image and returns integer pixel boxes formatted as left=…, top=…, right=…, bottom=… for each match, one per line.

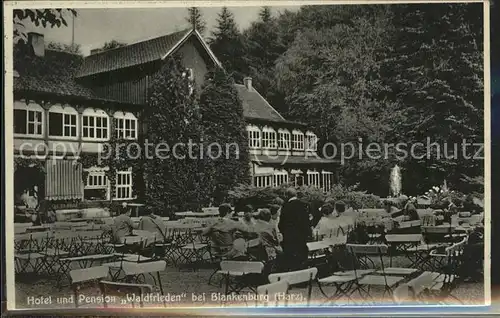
left=247, top=125, right=261, bottom=149
left=306, top=131, right=318, bottom=151
left=82, top=108, right=110, bottom=141
left=14, top=101, right=44, bottom=137
left=292, top=130, right=305, bottom=151
left=278, top=129, right=291, bottom=150
left=262, top=126, right=277, bottom=149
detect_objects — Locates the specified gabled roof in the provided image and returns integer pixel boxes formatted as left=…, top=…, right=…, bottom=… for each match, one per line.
left=235, top=84, right=287, bottom=123
left=13, top=46, right=120, bottom=103
left=76, top=29, right=221, bottom=78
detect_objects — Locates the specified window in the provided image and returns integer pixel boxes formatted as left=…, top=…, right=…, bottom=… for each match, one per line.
left=14, top=102, right=44, bottom=136
left=254, top=175, right=273, bottom=188
left=84, top=168, right=108, bottom=200
left=322, top=172, right=334, bottom=191
left=306, top=131, right=318, bottom=151
left=114, top=112, right=138, bottom=140
left=82, top=108, right=109, bottom=140
left=308, top=170, right=321, bottom=187
left=292, top=130, right=305, bottom=150
left=247, top=125, right=261, bottom=149
left=278, top=129, right=291, bottom=150
left=48, top=105, right=78, bottom=138
left=262, top=127, right=277, bottom=149
left=115, top=169, right=133, bottom=200
left=273, top=171, right=289, bottom=186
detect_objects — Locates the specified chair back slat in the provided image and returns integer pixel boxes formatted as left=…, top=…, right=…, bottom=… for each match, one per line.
left=70, top=265, right=109, bottom=283
left=385, top=234, right=422, bottom=243
left=422, top=226, right=455, bottom=234
left=268, top=267, right=318, bottom=286
left=347, top=243, right=388, bottom=255
left=256, top=281, right=289, bottom=307
left=220, top=261, right=264, bottom=274
left=122, top=260, right=167, bottom=276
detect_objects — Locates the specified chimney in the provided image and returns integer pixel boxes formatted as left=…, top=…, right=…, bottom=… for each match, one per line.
left=243, top=77, right=253, bottom=91
left=90, top=48, right=102, bottom=55
left=27, top=32, right=44, bottom=57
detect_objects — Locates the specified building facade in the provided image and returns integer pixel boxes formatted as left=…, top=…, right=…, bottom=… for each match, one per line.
left=13, top=29, right=337, bottom=208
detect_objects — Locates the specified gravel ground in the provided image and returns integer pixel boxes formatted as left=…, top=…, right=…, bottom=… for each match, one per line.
left=14, top=258, right=485, bottom=309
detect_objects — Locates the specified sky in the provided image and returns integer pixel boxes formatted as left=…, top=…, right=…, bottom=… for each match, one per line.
left=23, top=7, right=299, bottom=56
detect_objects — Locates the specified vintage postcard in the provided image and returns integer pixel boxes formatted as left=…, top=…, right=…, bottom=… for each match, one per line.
left=3, top=0, right=490, bottom=312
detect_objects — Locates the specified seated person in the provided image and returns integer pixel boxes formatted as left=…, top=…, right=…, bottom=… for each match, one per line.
left=241, top=204, right=257, bottom=227
left=314, top=202, right=337, bottom=238
left=224, top=237, right=249, bottom=261
left=113, top=204, right=137, bottom=243
left=138, top=207, right=167, bottom=241
left=254, top=209, right=282, bottom=260
left=202, top=203, right=250, bottom=257
left=391, top=196, right=420, bottom=222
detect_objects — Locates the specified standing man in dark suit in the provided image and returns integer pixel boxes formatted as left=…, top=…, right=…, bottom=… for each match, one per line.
left=278, top=188, right=311, bottom=271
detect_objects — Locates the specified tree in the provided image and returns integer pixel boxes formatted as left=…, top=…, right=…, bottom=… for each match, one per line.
left=186, top=7, right=207, bottom=35
left=13, top=9, right=77, bottom=41
left=199, top=68, right=250, bottom=204
left=209, top=7, right=249, bottom=83
left=144, top=56, right=208, bottom=214
left=274, top=8, right=398, bottom=195
left=46, top=41, right=82, bottom=54
left=383, top=3, right=484, bottom=194
left=100, top=40, right=127, bottom=51
left=243, top=7, right=286, bottom=109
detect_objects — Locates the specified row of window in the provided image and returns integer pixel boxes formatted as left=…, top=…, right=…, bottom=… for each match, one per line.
left=14, top=102, right=138, bottom=141
left=84, top=168, right=133, bottom=200
left=247, top=126, right=318, bottom=151
left=254, top=171, right=334, bottom=191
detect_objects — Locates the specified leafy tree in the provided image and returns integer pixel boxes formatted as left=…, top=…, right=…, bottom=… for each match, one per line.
left=144, top=56, right=208, bottom=214
left=13, top=9, right=77, bottom=41
left=186, top=7, right=207, bottom=35
left=384, top=3, right=484, bottom=194
left=274, top=9, right=398, bottom=195
left=209, top=7, right=249, bottom=83
left=199, top=68, right=250, bottom=204
left=243, top=7, right=286, bottom=109
left=100, top=40, right=127, bottom=51
left=46, top=41, right=82, bottom=54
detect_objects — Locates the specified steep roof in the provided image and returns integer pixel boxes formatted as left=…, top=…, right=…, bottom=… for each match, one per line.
left=235, top=84, right=287, bottom=123
left=13, top=46, right=112, bottom=102
left=76, top=29, right=191, bottom=78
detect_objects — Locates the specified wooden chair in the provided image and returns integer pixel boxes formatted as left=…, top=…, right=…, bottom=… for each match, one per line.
left=70, top=266, right=110, bottom=308
left=268, top=267, right=318, bottom=306
left=218, top=261, right=265, bottom=297
left=346, top=244, right=406, bottom=302
left=99, top=280, right=154, bottom=308
left=256, top=280, right=290, bottom=307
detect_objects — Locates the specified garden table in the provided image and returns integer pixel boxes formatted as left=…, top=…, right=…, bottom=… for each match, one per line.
left=26, top=225, right=52, bottom=233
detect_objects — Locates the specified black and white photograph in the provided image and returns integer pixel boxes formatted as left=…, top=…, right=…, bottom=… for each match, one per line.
left=4, top=0, right=489, bottom=310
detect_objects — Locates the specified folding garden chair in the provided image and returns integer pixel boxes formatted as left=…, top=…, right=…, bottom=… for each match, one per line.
left=99, top=280, right=154, bottom=308
left=425, top=237, right=468, bottom=304
left=121, top=260, right=167, bottom=305
left=384, top=233, right=423, bottom=271
left=255, top=280, right=290, bottom=307
left=14, top=232, right=51, bottom=275
left=346, top=244, right=406, bottom=303
left=218, top=261, right=265, bottom=301
left=268, top=267, right=318, bottom=306
left=177, top=229, right=209, bottom=271
left=70, top=265, right=110, bottom=308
